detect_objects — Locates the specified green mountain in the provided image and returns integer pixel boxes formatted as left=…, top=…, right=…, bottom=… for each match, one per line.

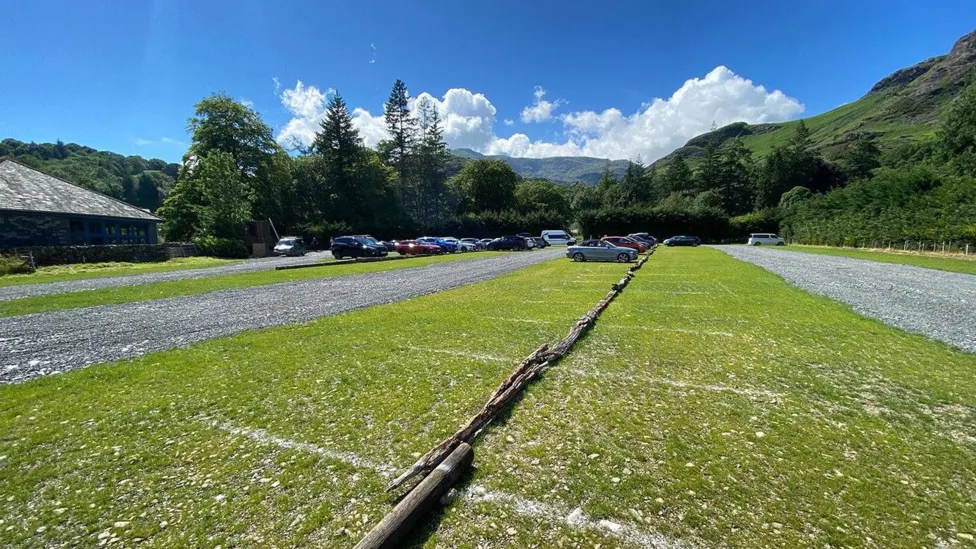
left=450, top=148, right=630, bottom=185
left=0, top=139, right=179, bottom=211
left=656, top=28, right=976, bottom=166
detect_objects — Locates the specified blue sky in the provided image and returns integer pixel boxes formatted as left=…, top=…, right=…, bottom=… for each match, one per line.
left=1, top=0, right=974, bottom=163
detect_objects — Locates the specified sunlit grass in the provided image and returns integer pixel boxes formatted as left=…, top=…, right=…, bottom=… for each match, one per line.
left=0, top=253, right=499, bottom=317
left=2, top=248, right=973, bottom=548
left=427, top=247, right=976, bottom=547
left=0, top=256, right=241, bottom=287
left=0, top=256, right=625, bottom=548
left=772, top=244, right=976, bottom=275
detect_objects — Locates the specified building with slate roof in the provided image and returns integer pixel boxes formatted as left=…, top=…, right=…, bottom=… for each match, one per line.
left=0, top=159, right=161, bottom=249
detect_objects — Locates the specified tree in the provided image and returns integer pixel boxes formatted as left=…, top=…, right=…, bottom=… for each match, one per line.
left=379, top=79, right=417, bottom=207
left=195, top=152, right=252, bottom=239
left=694, top=143, right=722, bottom=193
left=313, top=92, right=363, bottom=202
left=660, top=156, right=692, bottom=197
left=515, top=179, right=571, bottom=220
left=841, top=137, right=881, bottom=180
left=941, top=83, right=976, bottom=175
left=620, top=158, right=652, bottom=203
left=185, top=93, right=291, bottom=223
left=452, top=159, right=518, bottom=212
left=413, top=97, right=451, bottom=226
left=717, top=138, right=754, bottom=216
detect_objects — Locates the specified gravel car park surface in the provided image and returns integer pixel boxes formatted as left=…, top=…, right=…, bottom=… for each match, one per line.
left=719, top=245, right=976, bottom=353
left=0, top=251, right=334, bottom=302
left=0, top=249, right=562, bottom=383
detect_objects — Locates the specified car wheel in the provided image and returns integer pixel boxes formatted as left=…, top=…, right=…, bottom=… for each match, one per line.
left=776, top=242, right=786, bottom=246
left=754, top=242, right=761, bottom=246
left=617, top=253, right=630, bottom=263
left=572, top=252, right=586, bottom=262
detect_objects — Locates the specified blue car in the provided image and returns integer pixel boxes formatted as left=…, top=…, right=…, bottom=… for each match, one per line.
left=417, top=236, right=458, bottom=253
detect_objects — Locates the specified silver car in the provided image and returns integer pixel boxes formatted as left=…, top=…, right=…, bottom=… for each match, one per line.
left=566, top=240, right=637, bottom=262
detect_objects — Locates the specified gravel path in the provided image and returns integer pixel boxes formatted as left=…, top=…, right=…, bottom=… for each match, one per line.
left=0, top=251, right=335, bottom=302
left=0, top=249, right=563, bottom=383
left=717, top=246, right=976, bottom=353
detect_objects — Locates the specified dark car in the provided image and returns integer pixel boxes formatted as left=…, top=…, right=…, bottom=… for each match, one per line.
left=628, top=233, right=657, bottom=247
left=353, top=234, right=395, bottom=253
left=532, top=237, right=549, bottom=248
left=663, top=235, right=701, bottom=247
left=331, top=235, right=388, bottom=259
left=487, top=235, right=529, bottom=251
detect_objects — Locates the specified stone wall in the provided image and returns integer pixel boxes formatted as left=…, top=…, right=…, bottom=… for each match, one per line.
left=0, top=212, right=69, bottom=249
left=25, top=244, right=171, bottom=267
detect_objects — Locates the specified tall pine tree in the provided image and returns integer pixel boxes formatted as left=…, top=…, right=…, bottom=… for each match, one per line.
left=414, top=97, right=451, bottom=226
left=379, top=79, right=417, bottom=212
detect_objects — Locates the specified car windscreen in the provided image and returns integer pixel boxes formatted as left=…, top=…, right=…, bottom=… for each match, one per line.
left=277, top=239, right=296, bottom=245
left=354, top=237, right=371, bottom=245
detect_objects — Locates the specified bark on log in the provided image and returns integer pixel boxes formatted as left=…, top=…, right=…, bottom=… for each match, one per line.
left=354, top=443, right=474, bottom=549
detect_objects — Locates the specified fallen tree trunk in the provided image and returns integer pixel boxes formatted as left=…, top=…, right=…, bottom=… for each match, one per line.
left=354, top=443, right=474, bottom=549
left=386, top=247, right=655, bottom=492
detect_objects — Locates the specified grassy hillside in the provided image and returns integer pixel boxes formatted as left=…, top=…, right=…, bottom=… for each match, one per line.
left=451, top=148, right=629, bottom=185
left=656, top=28, right=976, bottom=167
left=0, top=138, right=180, bottom=211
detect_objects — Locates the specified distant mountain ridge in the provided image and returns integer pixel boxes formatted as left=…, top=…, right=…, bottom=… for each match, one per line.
left=450, top=148, right=630, bottom=185
left=653, top=27, right=976, bottom=167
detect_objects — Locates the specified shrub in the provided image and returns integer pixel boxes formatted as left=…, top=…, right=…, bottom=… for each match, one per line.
left=0, top=255, right=32, bottom=276
left=192, top=236, right=249, bottom=258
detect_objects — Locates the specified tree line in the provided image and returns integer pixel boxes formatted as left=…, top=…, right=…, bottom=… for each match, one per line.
left=157, top=82, right=572, bottom=256
left=157, top=79, right=976, bottom=257
left=0, top=138, right=179, bottom=211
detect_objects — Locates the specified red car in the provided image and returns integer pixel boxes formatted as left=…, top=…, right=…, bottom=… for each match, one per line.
left=395, top=240, right=443, bottom=256
left=601, top=236, right=647, bottom=253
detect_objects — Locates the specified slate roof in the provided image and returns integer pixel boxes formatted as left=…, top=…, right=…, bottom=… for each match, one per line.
left=0, top=159, right=160, bottom=221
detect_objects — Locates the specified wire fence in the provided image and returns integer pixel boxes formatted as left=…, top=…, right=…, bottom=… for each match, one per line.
left=791, top=240, right=974, bottom=256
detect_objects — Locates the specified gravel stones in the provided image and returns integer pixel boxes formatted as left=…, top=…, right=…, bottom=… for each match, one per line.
left=0, top=250, right=562, bottom=384
left=717, top=246, right=976, bottom=354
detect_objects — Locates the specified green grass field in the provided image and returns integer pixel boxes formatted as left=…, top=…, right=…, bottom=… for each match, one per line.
left=774, top=245, right=976, bottom=276
left=1, top=249, right=973, bottom=548
left=0, top=257, right=240, bottom=287
left=0, top=253, right=496, bottom=317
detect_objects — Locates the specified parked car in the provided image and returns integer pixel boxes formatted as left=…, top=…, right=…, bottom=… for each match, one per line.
left=628, top=233, right=657, bottom=247
left=487, top=235, right=529, bottom=251
left=541, top=230, right=576, bottom=246
left=602, top=236, right=647, bottom=253
left=532, top=237, right=549, bottom=248
left=443, top=237, right=475, bottom=252
left=477, top=238, right=494, bottom=250
left=567, top=240, right=637, bottom=263
left=354, top=234, right=395, bottom=253
left=663, top=235, right=701, bottom=247
left=460, top=238, right=481, bottom=251
left=524, top=236, right=536, bottom=249
left=417, top=236, right=458, bottom=253
left=395, top=239, right=442, bottom=255
left=273, top=236, right=306, bottom=256
left=747, top=233, right=786, bottom=246
left=331, top=235, right=388, bottom=259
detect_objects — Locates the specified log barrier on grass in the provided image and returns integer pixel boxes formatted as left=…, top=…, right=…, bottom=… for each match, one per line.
left=353, top=246, right=658, bottom=548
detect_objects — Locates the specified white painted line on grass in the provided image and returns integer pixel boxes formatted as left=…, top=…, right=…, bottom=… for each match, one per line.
left=560, top=369, right=783, bottom=399
left=404, top=345, right=514, bottom=363
left=208, top=419, right=688, bottom=548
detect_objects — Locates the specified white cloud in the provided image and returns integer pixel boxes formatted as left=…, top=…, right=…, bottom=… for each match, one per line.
left=520, top=86, right=565, bottom=123
left=136, top=137, right=185, bottom=147
left=490, top=66, right=803, bottom=161
left=369, top=43, right=377, bottom=64
left=503, top=119, right=514, bottom=126
left=275, top=66, right=803, bottom=161
left=240, top=98, right=254, bottom=108
left=272, top=77, right=281, bottom=96
left=276, top=81, right=335, bottom=147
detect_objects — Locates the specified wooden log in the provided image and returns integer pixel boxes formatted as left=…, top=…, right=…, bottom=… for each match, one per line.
left=386, top=248, right=656, bottom=492
left=354, top=443, right=474, bottom=549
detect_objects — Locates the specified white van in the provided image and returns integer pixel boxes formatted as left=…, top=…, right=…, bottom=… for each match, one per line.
left=541, top=230, right=576, bottom=246
left=747, top=233, right=786, bottom=246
